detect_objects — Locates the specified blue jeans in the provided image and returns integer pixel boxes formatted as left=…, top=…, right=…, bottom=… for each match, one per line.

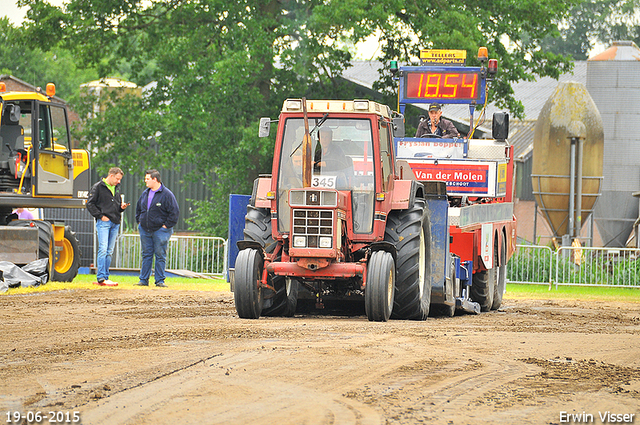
left=96, top=219, right=120, bottom=282
left=138, top=224, right=173, bottom=284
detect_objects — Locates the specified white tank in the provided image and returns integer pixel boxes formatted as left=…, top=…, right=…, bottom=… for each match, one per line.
left=588, top=41, right=640, bottom=246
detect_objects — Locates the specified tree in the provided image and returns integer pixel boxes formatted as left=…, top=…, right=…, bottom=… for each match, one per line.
left=0, top=17, right=98, bottom=99
left=17, top=0, right=578, bottom=235
left=370, top=0, right=579, bottom=119
left=540, top=0, right=640, bottom=60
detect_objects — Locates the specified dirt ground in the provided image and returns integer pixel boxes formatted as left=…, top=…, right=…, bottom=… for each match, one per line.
left=0, top=288, right=639, bottom=425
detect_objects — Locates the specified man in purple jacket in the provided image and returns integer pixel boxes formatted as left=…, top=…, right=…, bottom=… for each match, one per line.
left=135, top=169, right=180, bottom=287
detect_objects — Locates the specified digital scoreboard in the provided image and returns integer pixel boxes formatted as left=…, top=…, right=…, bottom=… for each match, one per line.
left=398, top=66, right=486, bottom=106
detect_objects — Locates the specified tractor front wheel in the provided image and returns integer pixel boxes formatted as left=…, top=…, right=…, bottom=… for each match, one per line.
left=234, top=248, right=264, bottom=319
left=365, top=251, right=395, bottom=322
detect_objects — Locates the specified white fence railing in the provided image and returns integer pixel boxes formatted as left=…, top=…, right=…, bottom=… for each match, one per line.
left=508, top=244, right=640, bottom=288
left=507, top=244, right=555, bottom=285
left=112, top=234, right=227, bottom=277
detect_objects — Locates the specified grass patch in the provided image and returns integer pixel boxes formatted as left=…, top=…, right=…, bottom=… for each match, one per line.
left=4, top=276, right=638, bottom=302
left=1, top=274, right=230, bottom=295
left=506, top=283, right=640, bottom=302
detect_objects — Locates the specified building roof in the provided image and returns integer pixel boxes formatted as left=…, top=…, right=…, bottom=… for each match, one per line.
left=589, top=40, right=640, bottom=61
left=0, top=74, right=68, bottom=104
left=444, top=61, right=587, bottom=122
left=80, top=77, right=139, bottom=89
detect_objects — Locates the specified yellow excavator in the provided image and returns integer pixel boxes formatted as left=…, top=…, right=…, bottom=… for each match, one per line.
left=0, top=82, right=90, bottom=281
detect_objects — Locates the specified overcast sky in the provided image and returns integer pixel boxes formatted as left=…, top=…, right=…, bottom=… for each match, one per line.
left=3, top=1, right=28, bottom=24
left=3, top=0, right=65, bottom=24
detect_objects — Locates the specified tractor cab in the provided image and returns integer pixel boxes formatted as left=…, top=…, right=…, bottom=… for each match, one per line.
left=260, top=99, right=397, bottom=256
left=275, top=115, right=377, bottom=238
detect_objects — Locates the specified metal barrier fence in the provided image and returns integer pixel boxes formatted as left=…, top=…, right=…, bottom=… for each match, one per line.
left=112, top=234, right=227, bottom=277
left=507, top=244, right=555, bottom=285
left=508, top=244, right=640, bottom=287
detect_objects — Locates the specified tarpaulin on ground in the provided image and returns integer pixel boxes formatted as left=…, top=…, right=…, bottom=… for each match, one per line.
left=0, top=259, right=49, bottom=293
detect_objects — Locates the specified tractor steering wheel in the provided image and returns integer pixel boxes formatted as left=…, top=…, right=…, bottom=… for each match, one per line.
left=421, top=133, right=442, bottom=139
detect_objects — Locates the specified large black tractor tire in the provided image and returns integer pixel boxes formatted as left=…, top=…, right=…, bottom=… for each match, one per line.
left=263, top=277, right=299, bottom=317
left=234, top=248, right=264, bottom=319
left=7, top=219, right=54, bottom=279
left=243, top=205, right=277, bottom=253
left=470, top=256, right=496, bottom=312
left=491, top=237, right=507, bottom=310
left=385, top=199, right=431, bottom=320
left=52, top=226, right=80, bottom=282
left=365, top=250, right=395, bottom=322
left=242, top=205, right=296, bottom=317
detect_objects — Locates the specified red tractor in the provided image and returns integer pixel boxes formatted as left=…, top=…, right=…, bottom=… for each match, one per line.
left=234, top=98, right=434, bottom=321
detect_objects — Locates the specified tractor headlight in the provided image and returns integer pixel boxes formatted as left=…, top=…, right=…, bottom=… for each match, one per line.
left=319, top=236, right=332, bottom=248
left=293, top=236, right=306, bottom=247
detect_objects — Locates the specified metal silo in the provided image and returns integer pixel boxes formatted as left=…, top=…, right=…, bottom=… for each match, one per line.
left=588, top=41, right=640, bottom=247
left=532, top=82, right=604, bottom=240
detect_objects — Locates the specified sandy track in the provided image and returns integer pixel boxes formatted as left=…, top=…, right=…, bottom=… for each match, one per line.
left=0, top=289, right=638, bottom=424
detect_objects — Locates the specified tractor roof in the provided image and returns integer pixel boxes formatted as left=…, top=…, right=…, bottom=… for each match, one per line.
left=281, top=99, right=391, bottom=119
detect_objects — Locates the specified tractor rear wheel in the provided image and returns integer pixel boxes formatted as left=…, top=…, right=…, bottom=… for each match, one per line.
left=365, top=251, right=395, bottom=322
left=52, top=226, right=80, bottom=282
left=234, top=248, right=263, bottom=319
left=263, top=277, right=299, bottom=317
left=385, top=199, right=431, bottom=320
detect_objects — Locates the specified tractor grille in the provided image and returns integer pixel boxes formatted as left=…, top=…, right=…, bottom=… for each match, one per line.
left=292, top=209, right=333, bottom=248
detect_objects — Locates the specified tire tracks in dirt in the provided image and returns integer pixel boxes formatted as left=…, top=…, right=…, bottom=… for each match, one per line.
left=79, top=347, right=383, bottom=425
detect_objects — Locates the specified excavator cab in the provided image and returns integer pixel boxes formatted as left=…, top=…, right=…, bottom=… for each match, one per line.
left=0, top=95, right=74, bottom=196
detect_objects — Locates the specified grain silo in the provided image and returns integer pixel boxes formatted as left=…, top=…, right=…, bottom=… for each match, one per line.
left=587, top=41, right=640, bottom=247
left=532, top=82, right=604, bottom=240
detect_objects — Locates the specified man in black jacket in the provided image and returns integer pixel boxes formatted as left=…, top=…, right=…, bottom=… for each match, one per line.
left=135, top=169, right=180, bottom=287
left=86, top=167, right=129, bottom=286
left=415, top=102, right=460, bottom=138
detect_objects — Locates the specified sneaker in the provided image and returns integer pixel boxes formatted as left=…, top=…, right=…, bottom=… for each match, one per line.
left=93, top=280, right=105, bottom=286
left=103, top=279, right=118, bottom=287
left=135, top=281, right=149, bottom=286
left=155, top=282, right=167, bottom=288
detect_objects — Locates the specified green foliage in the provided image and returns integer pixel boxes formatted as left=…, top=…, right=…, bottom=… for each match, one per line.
left=0, top=17, right=98, bottom=98
left=556, top=251, right=640, bottom=286
left=540, top=0, right=640, bottom=60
